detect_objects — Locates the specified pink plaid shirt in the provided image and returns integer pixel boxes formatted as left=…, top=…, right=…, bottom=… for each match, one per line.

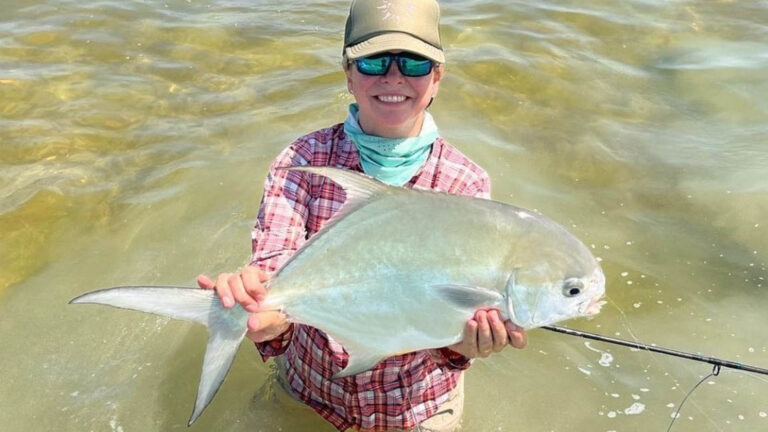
left=250, top=123, right=490, bottom=431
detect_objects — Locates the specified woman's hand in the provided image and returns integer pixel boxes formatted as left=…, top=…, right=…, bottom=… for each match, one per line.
left=197, top=266, right=291, bottom=343
left=448, top=309, right=527, bottom=359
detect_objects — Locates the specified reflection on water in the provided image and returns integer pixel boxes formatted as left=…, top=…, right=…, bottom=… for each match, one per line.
left=1, top=0, right=767, bottom=431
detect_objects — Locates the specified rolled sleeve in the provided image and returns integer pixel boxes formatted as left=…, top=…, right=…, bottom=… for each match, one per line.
left=249, top=145, right=311, bottom=272
left=254, top=324, right=295, bottom=360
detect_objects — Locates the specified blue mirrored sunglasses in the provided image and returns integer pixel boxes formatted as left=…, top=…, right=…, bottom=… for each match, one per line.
left=354, top=52, right=435, bottom=77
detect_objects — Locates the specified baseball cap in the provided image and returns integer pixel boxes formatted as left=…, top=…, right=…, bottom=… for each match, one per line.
left=343, top=0, right=445, bottom=64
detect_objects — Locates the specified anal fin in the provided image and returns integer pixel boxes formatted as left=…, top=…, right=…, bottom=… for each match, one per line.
left=333, top=343, right=387, bottom=379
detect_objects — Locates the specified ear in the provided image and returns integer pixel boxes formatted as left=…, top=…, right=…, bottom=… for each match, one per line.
left=431, top=64, right=444, bottom=97
left=433, top=64, right=445, bottom=81
left=344, top=67, right=354, bottom=93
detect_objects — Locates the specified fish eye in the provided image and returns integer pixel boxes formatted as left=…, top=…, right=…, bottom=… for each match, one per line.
left=563, top=279, right=584, bottom=297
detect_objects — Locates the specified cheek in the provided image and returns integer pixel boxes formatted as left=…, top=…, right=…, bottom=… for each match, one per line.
left=413, top=79, right=438, bottom=101
left=348, top=74, right=376, bottom=93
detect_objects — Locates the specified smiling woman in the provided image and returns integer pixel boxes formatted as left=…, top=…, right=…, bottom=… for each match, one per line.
left=344, top=51, right=442, bottom=138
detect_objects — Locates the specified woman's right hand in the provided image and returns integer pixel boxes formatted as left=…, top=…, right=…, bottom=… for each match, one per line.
left=197, top=266, right=291, bottom=343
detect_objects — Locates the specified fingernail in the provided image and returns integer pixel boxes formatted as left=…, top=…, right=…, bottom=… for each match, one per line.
left=222, top=296, right=234, bottom=308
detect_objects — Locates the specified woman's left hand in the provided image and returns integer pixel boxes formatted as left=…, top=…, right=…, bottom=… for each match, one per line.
left=447, top=309, right=527, bottom=359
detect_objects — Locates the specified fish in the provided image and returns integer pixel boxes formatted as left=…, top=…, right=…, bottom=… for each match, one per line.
left=70, top=165, right=606, bottom=425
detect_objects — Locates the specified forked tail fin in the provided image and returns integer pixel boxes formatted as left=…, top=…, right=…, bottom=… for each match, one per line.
left=70, top=286, right=250, bottom=425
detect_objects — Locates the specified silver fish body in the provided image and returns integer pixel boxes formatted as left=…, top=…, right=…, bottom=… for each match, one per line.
left=70, top=166, right=605, bottom=424
left=265, top=167, right=605, bottom=374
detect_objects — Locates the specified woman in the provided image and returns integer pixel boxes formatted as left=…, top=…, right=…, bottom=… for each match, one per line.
left=198, top=1, right=526, bottom=430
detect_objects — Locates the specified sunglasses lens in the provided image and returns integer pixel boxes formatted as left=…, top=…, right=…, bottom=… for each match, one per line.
left=355, top=56, right=391, bottom=75
left=355, top=53, right=433, bottom=77
left=398, top=56, right=433, bottom=77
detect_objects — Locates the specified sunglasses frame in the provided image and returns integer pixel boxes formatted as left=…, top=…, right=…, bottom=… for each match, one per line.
left=353, top=52, right=436, bottom=78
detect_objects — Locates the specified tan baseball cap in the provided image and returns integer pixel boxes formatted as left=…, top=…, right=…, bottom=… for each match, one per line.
left=343, top=0, right=445, bottom=64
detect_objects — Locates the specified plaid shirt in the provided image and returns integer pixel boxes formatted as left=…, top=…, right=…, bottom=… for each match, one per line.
left=250, top=123, right=490, bottom=431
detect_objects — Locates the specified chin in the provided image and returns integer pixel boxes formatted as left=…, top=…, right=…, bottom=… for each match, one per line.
left=377, top=108, right=420, bottom=123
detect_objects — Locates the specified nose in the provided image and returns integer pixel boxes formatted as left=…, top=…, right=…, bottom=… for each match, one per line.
left=381, top=59, right=405, bottom=84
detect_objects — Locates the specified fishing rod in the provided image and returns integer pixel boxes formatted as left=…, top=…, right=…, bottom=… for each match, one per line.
left=542, top=325, right=768, bottom=376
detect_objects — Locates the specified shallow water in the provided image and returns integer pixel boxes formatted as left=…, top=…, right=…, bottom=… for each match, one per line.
left=1, top=0, right=767, bottom=431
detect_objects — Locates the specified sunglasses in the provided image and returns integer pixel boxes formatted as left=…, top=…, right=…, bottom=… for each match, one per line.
left=354, top=52, right=435, bottom=77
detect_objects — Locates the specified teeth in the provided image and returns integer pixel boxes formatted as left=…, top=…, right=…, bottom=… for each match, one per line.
left=377, top=95, right=406, bottom=103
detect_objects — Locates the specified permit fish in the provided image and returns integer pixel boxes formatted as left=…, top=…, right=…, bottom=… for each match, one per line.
left=70, top=166, right=606, bottom=425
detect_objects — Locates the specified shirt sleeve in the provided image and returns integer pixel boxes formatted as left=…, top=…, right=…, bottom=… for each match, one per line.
left=255, top=324, right=295, bottom=359
left=249, top=146, right=312, bottom=272
left=250, top=142, right=312, bottom=359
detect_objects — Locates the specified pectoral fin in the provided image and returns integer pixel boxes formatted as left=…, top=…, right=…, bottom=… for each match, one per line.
left=432, top=284, right=503, bottom=309
left=504, top=271, right=519, bottom=325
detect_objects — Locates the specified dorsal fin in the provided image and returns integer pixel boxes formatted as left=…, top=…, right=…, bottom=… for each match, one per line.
left=271, top=166, right=393, bottom=281
left=275, top=166, right=390, bottom=205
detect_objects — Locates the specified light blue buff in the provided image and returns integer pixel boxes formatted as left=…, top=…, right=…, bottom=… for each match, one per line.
left=343, top=103, right=439, bottom=186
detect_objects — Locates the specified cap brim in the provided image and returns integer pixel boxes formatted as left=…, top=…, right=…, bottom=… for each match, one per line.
left=345, top=32, right=445, bottom=63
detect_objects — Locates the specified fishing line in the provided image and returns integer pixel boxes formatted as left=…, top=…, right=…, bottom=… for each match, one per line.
left=606, top=295, right=718, bottom=426
left=666, top=364, right=720, bottom=432
left=603, top=295, right=708, bottom=423
left=605, top=295, right=681, bottom=395
left=543, top=323, right=768, bottom=430
left=599, top=294, right=767, bottom=427
left=605, top=294, right=643, bottom=343
left=665, top=365, right=768, bottom=431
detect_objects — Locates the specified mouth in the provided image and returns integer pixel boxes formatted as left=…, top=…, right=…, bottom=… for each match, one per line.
left=581, top=296, right=606, bottom=316
left=375, top=95, right=408, bottom=103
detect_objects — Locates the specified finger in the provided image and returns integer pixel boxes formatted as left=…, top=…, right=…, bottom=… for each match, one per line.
left=228, top=273, right=258, bottom=312
left=197, top=274, right=215, bottom=290
left=476, top=310, right=493, bottom=357
left=505, top=321, right=528, bottom=349
left=488, top=310, right=508, bottom=352
left=216, top=273, right=235, bottom=308
left=241, top=266, right=267, bottom=303
left=247, top=313, right=262, bottom=333
left=463, top=319, right=479, bottom=358
left=256, top=268, right=270, bottom=283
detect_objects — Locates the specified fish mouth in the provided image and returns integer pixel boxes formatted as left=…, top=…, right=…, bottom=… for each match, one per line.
left=580, top=295, right=606, bottom=316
